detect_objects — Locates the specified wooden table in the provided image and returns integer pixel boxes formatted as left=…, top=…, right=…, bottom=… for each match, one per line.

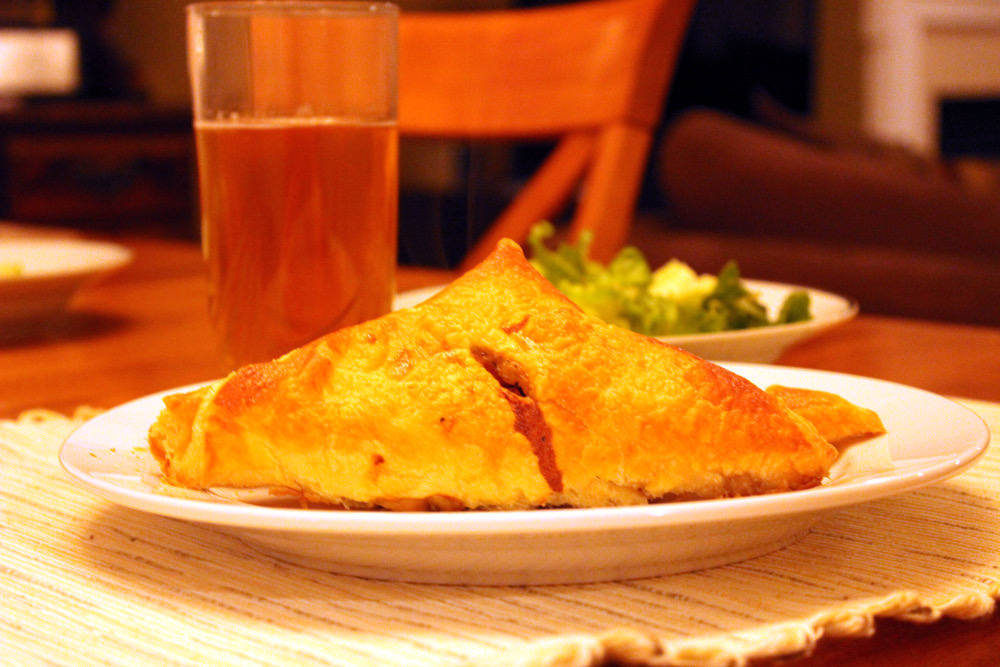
left=2, top=230, right=998, bottom=665
left=0, top=233, right=451, bottom=418
left=3, top=233, right=999, bottom=418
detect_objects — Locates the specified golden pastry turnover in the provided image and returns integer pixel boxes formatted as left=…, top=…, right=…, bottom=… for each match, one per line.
left=149, top=240, right=872, bottom=510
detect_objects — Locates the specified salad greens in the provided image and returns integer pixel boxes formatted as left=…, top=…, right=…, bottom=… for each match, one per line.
left=526, top=222, right=811, bottom=337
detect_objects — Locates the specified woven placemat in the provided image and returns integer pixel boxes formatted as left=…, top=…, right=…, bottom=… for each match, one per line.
left=2, top=400, right=997, bottom=667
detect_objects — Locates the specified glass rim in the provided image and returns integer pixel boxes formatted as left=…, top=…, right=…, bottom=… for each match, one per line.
left=187, top=1, right=399, bottom=18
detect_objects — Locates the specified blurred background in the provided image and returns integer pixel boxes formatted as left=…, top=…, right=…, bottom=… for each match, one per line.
left=1, top=0, right=998, bottom=322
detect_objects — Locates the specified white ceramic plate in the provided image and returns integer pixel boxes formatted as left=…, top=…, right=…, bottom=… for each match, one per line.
left=60, top=364, right=989, bottom=586
left=394, top=281, right=858, bottom=363
left=0, top=238, right=133, bottom=322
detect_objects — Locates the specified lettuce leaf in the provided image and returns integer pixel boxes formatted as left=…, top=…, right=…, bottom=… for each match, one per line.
left=526, top=222, right=811, bottom=336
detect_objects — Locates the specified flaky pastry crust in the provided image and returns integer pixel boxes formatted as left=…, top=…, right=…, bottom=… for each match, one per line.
left=765, top=386, right=886, bottom=445
left=149, top=240, right=846, bottom=510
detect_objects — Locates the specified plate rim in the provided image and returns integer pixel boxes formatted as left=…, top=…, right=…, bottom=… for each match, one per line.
left=59, top=363, right=991, bottom=536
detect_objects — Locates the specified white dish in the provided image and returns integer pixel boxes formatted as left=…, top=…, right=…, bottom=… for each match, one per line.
left=0, top=238, right=133, bottom=322
left=394, top=280, right=858, bottom=363
left=60, top=364, right=989, bottom=586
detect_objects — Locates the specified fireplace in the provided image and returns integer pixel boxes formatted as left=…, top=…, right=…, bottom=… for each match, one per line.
left=815, top=0, right=1000, bottom=157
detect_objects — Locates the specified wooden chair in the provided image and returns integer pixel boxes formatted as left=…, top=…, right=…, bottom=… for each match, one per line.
left=398, top=0, right=697, bottom=270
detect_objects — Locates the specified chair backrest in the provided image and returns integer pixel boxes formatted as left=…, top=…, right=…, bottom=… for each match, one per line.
left=399, top=0, right=697, bottom=270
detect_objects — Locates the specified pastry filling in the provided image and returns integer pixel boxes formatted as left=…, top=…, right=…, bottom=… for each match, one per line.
left=471, top=344, right=562, bottom=492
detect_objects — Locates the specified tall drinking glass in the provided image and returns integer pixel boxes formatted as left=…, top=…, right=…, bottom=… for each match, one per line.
left=188, top=2, right=398, bottom=369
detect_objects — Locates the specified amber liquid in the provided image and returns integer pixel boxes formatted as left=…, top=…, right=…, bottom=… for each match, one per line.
left=196, top=119, right=398, bottom=368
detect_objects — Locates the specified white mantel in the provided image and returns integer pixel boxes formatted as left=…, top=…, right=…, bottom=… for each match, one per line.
left=816, top=0, right=1000, bottom=155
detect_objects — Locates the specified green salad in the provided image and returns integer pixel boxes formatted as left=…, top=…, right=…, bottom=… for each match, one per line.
left=526, top=222, right=811, bottom=337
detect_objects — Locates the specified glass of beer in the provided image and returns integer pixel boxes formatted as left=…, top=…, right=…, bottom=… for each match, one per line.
left=187, top=2, right=398, bottom=369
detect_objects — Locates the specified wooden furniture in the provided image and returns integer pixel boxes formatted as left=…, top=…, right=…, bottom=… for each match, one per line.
left=398, top=0, right=696, bottom=270
left=1, top=228, right=998, bottom=666
left=2, top=228, right=999, bottom=416
left=0, top=231, right=449, bottom=418
left=0, top=101, right=196, bottom=238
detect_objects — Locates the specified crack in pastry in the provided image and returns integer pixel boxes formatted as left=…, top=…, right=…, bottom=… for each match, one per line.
left=470, top=344, right=562, bottom=493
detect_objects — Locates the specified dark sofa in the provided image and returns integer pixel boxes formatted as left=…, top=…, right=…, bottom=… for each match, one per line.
left=629, top=109, right=1000, bottom=327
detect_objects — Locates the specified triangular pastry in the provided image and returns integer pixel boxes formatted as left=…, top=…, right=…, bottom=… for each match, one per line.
left=150, top=240, right=850, bottom=510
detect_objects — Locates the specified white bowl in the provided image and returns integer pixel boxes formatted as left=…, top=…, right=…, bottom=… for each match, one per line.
left=0, top=237, right=134, bottom=323
left=656, top=279, right=857, bottom=362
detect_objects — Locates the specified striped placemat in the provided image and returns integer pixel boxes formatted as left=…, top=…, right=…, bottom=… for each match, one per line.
left=2, top=400, right=997, bottom=667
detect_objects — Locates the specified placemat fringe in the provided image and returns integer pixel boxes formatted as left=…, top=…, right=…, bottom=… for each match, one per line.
left=498, top=587, right=1000, bottom=667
